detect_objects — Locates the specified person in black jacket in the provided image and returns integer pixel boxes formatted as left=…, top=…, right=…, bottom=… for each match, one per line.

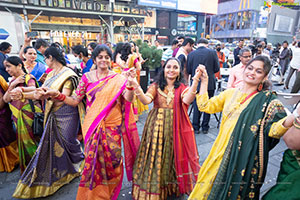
left=187, top=38, right=220, bottom=134
left=233, top=39, right=244, bottom=66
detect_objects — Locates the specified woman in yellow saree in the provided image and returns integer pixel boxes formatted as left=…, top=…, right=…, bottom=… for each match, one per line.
left=120, top=42, right=148, bottom=119
left=189, top=56, right=295, bottom=200
left=42, top=45, right=140, bottom=200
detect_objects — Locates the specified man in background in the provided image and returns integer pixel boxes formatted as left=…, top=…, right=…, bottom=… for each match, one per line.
left=187, top=38, right=220, bottom=134
left=175, top=37, right=195, bottom=81
left=233, top=39, right=244, bottom=66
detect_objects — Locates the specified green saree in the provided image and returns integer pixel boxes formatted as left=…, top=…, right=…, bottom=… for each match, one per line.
left=262, top=149, right=300, bottom=200
left=207, top=91, right=287, bottom=200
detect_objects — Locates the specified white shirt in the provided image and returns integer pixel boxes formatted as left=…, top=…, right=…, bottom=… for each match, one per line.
left=290, top=46, right=300, bottom=70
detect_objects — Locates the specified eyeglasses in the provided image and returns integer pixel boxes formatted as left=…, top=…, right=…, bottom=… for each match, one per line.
left=241, top=55, right=252, bottom=58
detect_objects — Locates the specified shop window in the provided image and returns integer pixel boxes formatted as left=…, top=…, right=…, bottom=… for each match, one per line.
left=177, top=14, right=197, bottom=31
left=157, top=11, right=169, bottom=29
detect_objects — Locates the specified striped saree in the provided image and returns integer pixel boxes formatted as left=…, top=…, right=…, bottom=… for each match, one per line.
left=9, top=74, right=41, bottom=173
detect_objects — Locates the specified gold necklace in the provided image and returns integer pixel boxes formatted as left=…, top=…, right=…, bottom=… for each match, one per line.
left=96, top=70, right=110, bottom=80
left=158, top=85, right=174, bottom=105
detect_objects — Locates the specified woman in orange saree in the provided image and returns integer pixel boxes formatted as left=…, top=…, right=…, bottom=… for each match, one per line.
left=42, top=44, right=140, bottom=200
left=0, top=74, right=18, bottom=172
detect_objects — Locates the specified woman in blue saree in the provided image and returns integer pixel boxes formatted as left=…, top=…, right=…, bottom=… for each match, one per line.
left=23, top=46, right=46, bottom=86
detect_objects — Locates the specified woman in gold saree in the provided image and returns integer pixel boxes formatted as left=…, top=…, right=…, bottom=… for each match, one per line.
left=10, top=47, right=84, bottom=199
left=130, top=58, right=202, bottom=200
left=42, top=45, right=140, bottom=200
left=189, top=56, right=296, bottom=200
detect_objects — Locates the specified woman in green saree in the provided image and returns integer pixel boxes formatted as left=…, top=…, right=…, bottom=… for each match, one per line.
left=189, top=56, right=296, bottom=200
left=263, top=105, right=300, bottom=200
left=3, top=56, right=41, bottom=173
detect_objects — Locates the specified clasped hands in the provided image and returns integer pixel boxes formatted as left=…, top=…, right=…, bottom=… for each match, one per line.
left=123, top=68, right=139, bottom=89
left=9, top=87, right=60, bottom=101
left=193, top=64, right=208, bottom=82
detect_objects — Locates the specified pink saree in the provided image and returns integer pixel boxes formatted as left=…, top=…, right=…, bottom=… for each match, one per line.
left=76, top=73, right=140, bottom=200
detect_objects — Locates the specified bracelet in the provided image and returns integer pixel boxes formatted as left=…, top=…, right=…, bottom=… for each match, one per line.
left=54, top=93, right=66, bottom=101
left=126, top=86, right=134, bottom=90
left=191, top=90, right=197, bottom=95
left=54, top=92, right=60, bottom=98
left=20, top=87, right=25, bottom=92
left=293, top=118, right=300, bottom=129
left=192, top=77, right=200, bottom=82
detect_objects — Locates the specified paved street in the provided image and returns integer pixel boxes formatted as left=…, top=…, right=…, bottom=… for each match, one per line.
left=0, top=77, right=294, bottom=200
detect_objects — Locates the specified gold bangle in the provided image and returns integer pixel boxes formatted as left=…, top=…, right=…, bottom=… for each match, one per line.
left=54, top=92, right=60, bottom=98
left=191, top=90, right=197, bottom=94
left=192, top=77, right=200, bottom=82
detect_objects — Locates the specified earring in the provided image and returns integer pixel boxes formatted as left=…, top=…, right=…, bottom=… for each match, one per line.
left=257, top=82, right=263, bottom=92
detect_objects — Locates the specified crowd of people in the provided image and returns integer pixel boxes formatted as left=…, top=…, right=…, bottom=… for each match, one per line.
left=0, top=33, right=299, bottom=200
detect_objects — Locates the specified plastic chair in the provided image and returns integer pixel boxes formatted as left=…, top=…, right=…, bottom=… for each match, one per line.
left=276, top=92, right=300, bottom=112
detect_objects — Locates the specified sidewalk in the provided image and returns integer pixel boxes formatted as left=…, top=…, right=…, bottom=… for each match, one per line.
left=0, top=82, right=291, bottom=200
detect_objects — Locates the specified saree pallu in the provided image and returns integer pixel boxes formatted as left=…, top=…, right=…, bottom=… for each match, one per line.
left=262, top=149, right=300, bottom=200
left=0, top=77, right=18, bottom=172
left=13, top=104, right=84, bottom=199
left=10, top=96, right=41, bottom=173
left=205, top=92, right=286, bottom=200
left=77, top=74, right=140, bottom=200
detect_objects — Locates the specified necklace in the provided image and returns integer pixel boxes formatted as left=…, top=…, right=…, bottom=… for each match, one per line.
left=158, top=85, right=174, bottom=105
left=53, top=67, right=64, bottom=76
left=96, top=70, right=110, bottom=80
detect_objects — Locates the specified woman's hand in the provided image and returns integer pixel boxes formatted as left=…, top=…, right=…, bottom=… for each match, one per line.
left=198, top=65, right=208, bottom=82
left=125, top=68, right=139, bottom=88
left=43, top=88, right=60, bottom=99
left=10, top=76, right=25, bottom=88
left=9, top=87, right=23, bottom=101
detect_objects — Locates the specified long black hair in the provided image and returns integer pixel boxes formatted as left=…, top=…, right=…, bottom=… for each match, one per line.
left=245, top=55, right=272, bottom=91
left=113, top=42, right=124, bottom=62
left=44, top=46, right=66, bottom=66
left=120, top=43, right=132, bottom=62
left=5, top=56, right=27, bottom=74
left=155, top=57, right=185, bottom=90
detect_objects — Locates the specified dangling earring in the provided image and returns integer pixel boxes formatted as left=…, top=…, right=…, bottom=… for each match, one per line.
left=257, top=82, right=263, bottom=92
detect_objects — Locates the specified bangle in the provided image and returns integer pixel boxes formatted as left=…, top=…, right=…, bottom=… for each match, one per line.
left=191, top=90, right=197, bottom=94
left=20, top=87, right=25, bottom=92
left=126, top=86, right=134, bottom=90
left=54, top=92, right=60, bottom=98
left=192, top=77, right=200, bottom=82
left=293, top=118, right=300, bottom=129
left=54, top=93, right=66, bottom=101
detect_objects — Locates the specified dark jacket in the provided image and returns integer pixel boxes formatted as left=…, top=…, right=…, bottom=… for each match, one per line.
left=187, top=46, right=220, bottom=91
left=279, top=48, right=290, bottom=69
left=233, top=46, right=241, bottom=66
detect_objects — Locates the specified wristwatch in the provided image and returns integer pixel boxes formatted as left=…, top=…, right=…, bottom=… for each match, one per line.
left=293, top=109, right=300, bottom=118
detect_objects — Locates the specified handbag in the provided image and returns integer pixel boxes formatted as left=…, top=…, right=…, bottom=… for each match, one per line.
left=28, top=99, right=44, bottom=136
left=23, top=74, right=44, bottom=136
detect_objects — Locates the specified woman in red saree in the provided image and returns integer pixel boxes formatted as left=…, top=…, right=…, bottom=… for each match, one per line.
left=42, top=44, right=140, bottom=200
left=129, top=57, right=202, bottom=199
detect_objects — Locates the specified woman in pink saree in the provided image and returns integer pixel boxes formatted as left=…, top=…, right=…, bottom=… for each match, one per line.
left=42, top=44, right=140, bottom=200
